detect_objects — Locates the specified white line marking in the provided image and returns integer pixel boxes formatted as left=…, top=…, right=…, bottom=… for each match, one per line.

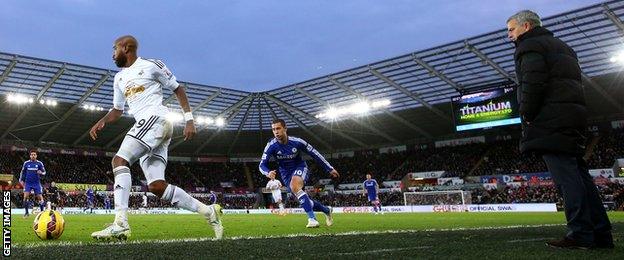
left=330, top=246, right=432, bottom=256
left=14, top=223, right=565, bottom=249
left=507, top=237, right=554, bottom=243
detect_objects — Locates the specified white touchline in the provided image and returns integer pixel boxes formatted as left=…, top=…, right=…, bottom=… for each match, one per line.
left=330, top=246, right=432, bottom=256
left=507, top=237, right=554, bottom=243
left=14, top=223, right=565, bottom=249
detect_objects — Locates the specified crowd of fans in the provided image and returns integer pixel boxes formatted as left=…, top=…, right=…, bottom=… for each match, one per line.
left=397, top=143, right=488, bottom=178
left=325, top=151, right=409, bottom=183
left=188, top=162, right=247, bottom=190
left=47, top=154, right=112, bottom=184
left=471, top=186, right=560, bottom=204
left=587, top=129, right=624, bottom=169
left=2, top=130, right=622, bottom=190
left=0, top=151, right=22, bottom=177
left=2, top=127, right=623, bottom=211
left=472, top=140, right=548, bottom=176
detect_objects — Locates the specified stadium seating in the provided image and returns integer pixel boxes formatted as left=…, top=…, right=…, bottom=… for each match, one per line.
left=4, top=129, right=623, bottom=189
left=587, top=129, right=624, bottom=169
left=3, top=128, right=623, bottom=210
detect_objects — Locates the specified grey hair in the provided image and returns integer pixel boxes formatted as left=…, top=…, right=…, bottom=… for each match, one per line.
left=507, top=10, right=542, bottom=27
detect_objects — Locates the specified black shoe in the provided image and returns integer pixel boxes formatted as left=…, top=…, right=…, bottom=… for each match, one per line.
left=546, top=237, right=592, bottom=250
left=594, top=242, right=615, bottom=249
left=594, top=233, right=614, bottom=249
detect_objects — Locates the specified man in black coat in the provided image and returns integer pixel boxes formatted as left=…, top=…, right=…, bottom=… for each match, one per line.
left=507, top=10, right=613, bottom=249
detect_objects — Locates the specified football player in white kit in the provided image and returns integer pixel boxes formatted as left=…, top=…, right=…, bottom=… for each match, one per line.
left=89, top=35, right=223, bottom=240
left=266, top=176, right=285, bottom=215
left=141, top=192, right=148, bottom=208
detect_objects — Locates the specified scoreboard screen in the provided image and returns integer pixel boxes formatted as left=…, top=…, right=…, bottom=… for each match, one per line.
left=451, top=87, right=520, bottom=131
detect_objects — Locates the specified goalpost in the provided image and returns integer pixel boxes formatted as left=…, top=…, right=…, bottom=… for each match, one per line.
left=403, top=190, right=472, bottom=211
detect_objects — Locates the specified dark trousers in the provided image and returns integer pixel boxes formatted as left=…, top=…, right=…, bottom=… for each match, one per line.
left=542, top=153, right=612, bottom=245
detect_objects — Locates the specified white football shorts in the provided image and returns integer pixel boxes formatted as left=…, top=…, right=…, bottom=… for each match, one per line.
left=272, top=190, right=282, bottom=202
left=116, top=115, right=173, bottom=184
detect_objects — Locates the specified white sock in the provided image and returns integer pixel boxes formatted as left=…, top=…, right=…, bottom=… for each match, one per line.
left=195, top=198, right=213, bottom=216
left=162, top=184, right=202, bottom=213
left=113, top=166, right=131, bottom=227
left=279, top=203, right=284, bottom=211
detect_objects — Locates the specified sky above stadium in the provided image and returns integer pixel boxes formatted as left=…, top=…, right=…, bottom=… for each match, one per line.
left=0, top=0, right=603, bottom=92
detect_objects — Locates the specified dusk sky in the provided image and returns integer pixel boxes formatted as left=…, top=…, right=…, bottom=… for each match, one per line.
left=0, top=0, right=602, bottom=92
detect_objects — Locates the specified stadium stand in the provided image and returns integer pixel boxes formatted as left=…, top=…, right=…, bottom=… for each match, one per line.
left=4, top=127, right=623, bottom=210
left=3, top=128, right=623, bottom=186
left=587, top=128, right=624, bottom=169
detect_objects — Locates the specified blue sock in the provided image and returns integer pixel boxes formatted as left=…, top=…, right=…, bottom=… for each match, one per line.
left=377, top=203, right=382, bottom=211
left=373, top=204, right=378, bottom=212
left=39, top=201, right=44, bottom=211
left=24, top=201, right=29, bottom=215
left=296, top=191, right=315, bottom=219
left=312, top=200, right=330, bottom=215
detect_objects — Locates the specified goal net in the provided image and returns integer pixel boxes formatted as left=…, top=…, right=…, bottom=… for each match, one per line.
left=403, top=190, right=472, bottom=211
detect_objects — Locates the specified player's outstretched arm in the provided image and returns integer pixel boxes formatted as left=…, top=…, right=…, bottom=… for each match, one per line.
left=173, top=86, right=196, bottom=141
left=89, top=108, right=123, bottom=140
left=299, top=139, right=339, bottom=178
left=259, top=142, right=275, bottom=178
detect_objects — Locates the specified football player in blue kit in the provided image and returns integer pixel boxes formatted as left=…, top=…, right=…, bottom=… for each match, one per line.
left=363, top=174, right=382, bottom=214
left=19, top=150, right=46, bottom=217
left=259, top=119, right=339, bottom=228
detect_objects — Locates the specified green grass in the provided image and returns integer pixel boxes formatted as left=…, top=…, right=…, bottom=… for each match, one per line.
left=9, top=212, right=624, bottom=258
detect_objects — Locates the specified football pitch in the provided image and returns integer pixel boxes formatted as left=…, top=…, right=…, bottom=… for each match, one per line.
left=10, top=212, right=624, bottom=258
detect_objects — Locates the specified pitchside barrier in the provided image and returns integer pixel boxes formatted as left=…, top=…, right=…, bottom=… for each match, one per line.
left=10, top=203, right=557, bottom=215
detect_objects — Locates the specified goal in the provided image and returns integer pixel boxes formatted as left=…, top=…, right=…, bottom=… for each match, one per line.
left=403, top=190, right=472, bottom=211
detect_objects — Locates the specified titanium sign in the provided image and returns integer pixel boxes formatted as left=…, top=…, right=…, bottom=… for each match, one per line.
left=452, top=87, right=520, bottom=131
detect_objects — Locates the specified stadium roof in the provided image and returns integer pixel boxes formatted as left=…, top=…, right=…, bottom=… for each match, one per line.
left=1, top=0, right=624, bottom=155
